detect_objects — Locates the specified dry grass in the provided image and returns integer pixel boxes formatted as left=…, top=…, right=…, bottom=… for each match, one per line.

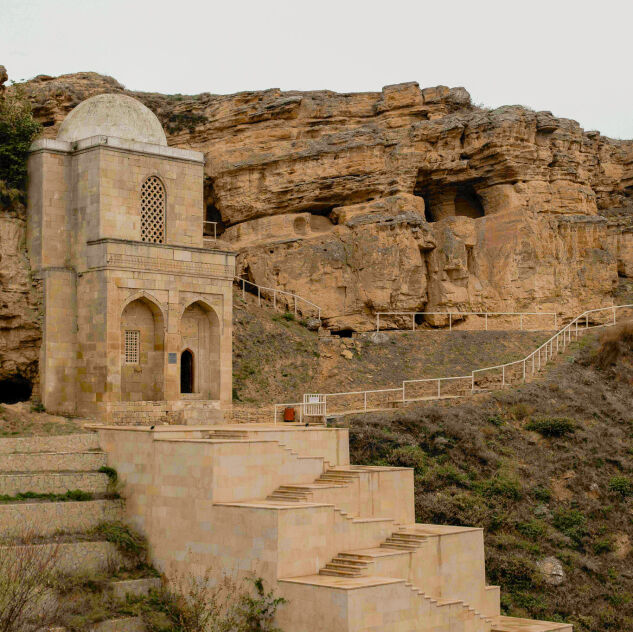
left=0, top=529, right=60, bottom=632
left=342, top=330, right=633, bottom=631
left=593, top=320, right=633, bottom=370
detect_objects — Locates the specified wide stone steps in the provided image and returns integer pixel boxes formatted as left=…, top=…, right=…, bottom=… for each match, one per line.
left=0, top=432, right=111, bottom=498
left=381, top=530, right=427, bottom=551
left=0, top=471, right=110, bottom=496
left=0, top=433, right=99, bottom=454
left=0, top=539, right=131, bottom=575
left=0, top=451, right=107, bottom=472
left=0, top=499, right=123, bottom=539
left=204, top=429, right=249, bottom=440
left=319, top=555, right=371, bottom=577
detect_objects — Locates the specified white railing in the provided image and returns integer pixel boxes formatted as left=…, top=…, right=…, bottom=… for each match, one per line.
left=236, top=276, right=322, bottom=320
left=376, top=311, right=558, bottom=332
left=203, top=221, right=218, bottom=240
left=283, top=304, right=633, bottom=419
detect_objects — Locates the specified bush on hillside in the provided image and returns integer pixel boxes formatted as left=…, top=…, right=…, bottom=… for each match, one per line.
left=0, top=86, right=41, bottom=211
left=525, top=417, right=575, bottom=438
left=594, top=321, right=633, bottom=370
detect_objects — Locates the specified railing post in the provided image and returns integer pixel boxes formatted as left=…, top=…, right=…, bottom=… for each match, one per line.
left=523, top=359, right=526, bottom=383
left=294, top=296, right=297, bottom=317
left=502, top=366, right=505, bottom=387
left=412, top=314, right=415, bottom=331
left=376, top=314, right=380, bottom=332
left=242, top=278, right=245, bottom=300
left=449, top=313, right=452, bottom=332
left=437, top=379, right=441, bottom=398
left=273, top=290, right=276, bottom=311
left=554, top=313, right=558, bottom=329
left=258, top=286, right=261, bottom=307
left=532, top=354, right=535, bottom=374
left=364, top=391, right=367, bottom=412
left=485, top=314, right=488, bottom=331
left=520, top=314, right=523, bottom=330
left=586, top=314, right=588, bottom=330
left=402, top=383, right=405, bottom=403
left=613, top=307, right=616, bottom=325
left=575, top=320, right=578, bottom=340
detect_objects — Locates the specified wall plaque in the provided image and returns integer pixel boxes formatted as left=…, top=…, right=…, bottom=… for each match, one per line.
left=168, top=353, right=178, bottom=364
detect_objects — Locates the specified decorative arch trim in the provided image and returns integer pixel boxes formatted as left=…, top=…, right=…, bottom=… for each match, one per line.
left=178, top=297, right=221, bottom=331
left=120, top=291, right=167, bottom=325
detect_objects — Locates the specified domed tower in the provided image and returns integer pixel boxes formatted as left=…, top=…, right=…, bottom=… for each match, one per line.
left=27, top=94, right=234, bottom=421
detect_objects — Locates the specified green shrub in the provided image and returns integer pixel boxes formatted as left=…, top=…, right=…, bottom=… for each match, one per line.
left=608, top=476, right=633, bottom=499
left=532, top=486, right=552, bottom=502
left=594, top=538, right=615, bottom=555
left=552, top=508, right=587, bottom=544
left=0, top=87, right=41, bottom=206
left=29, top=400, right=45, bottom=413
left=98, top=466, right=118, bottom=483
left=387, top=445, right=426, bottom=473
left=525, top=417, right=575, bottom=437
left=93, top=521, right=146, bottom=557
left=487, top=414, right=504, bottom=427
left=516, top=519, right=547, bottom=540
left=478, top=473, right=523, bottom=500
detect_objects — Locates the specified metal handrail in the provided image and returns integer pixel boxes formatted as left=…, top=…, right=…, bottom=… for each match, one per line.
left=203, top=221, right=218, bottom=240
left=376, top=310, right=558, bottom=332
left=287, top=303, right=632, bottom=418
left=236, top=276, right=322, bottom=319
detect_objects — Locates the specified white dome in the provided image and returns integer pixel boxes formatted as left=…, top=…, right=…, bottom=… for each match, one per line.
left=57, top=93, right=167, bottom=146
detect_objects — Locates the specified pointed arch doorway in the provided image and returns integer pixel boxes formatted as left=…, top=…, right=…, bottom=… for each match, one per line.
left=180, top=349, right=194, bottom=394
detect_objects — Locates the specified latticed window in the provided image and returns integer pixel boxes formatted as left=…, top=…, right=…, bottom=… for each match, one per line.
left=140, top=176, right=165, bottom=243
left=124, top=330, right=140, bottom=364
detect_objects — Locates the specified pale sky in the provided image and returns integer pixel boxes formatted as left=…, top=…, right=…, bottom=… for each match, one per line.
left=3, top=0, right=632, bottom=139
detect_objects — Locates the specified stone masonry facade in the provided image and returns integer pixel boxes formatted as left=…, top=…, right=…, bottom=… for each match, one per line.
left=26, top=95, right=235, bottom=421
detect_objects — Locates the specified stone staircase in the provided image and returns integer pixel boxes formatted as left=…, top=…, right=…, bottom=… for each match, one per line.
left=0, top=432, right=162, bottom=631
left=266, top=467, right=358, bottom=503
left=320, top=529, right=426, bottom=577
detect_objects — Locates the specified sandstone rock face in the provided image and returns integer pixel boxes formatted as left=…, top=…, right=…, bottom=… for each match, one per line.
left=0, top=214, right=41, bottom=389
left=0, top=71, right=631, bottom=389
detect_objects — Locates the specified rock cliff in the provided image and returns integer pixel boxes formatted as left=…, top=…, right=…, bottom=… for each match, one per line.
left=1, top=70, right=632, bottom=388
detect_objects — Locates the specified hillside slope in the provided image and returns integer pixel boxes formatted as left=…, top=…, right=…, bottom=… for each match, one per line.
left=340, top=325, right=633, bottom=632
left=232, top=290, right=550, bottom=405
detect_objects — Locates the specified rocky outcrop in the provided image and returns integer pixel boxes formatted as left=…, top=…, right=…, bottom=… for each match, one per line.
left=1, top=71, right=631, bottom=366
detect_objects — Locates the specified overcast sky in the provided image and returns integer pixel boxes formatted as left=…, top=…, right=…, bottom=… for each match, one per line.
left=3, top=0, right=632, bottom=139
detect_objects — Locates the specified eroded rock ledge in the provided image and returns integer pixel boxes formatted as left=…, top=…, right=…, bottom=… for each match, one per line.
left=1, top=72, right=632, bottom=390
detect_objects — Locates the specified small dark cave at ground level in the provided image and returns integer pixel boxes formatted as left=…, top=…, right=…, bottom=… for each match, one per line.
left=0, top=376, right=32, bottom=404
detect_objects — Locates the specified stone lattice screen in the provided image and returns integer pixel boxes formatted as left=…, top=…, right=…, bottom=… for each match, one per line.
left=140, top=176, right=165, bottom=244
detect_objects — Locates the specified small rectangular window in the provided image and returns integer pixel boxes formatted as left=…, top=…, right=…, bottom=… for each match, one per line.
left=124, top=330, right=140, bottom=364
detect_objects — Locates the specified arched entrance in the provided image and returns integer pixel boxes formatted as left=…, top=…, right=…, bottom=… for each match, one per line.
left=120, top=297, right=165, bottom=401
left=180, top=301, right=221, bottom=399
left=181, top=349, right=194, bottom=394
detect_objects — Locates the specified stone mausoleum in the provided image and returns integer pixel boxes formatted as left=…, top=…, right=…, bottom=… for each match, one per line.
left=26, top=94, right=235, bottom=423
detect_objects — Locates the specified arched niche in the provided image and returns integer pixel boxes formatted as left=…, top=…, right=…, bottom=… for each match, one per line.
left=120, top=297, right=165, bottom=401
left=180, top=301, right=221, bottom=399
left=454, top=185, right=485, bottom=219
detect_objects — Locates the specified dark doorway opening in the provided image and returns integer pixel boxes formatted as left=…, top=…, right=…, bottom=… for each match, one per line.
left=181, top=350, right=194, bottom=394
left=0, top=377, right=32, bottom=404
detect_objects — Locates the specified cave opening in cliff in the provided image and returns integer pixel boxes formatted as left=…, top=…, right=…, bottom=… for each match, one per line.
left=0, top=376, right=32, bottom=404
left=205, top=204, right=225, bottom=237
left=204, top=178, right=226, bottom=237
left=334, top=329, right=354, bottom=338
left=454, top=186, right=485, bottom=218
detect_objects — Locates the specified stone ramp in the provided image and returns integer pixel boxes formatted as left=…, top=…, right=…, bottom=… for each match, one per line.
left=279, top=574, right=493, bottom=632
left=491, top=616, right=573, bottom=632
